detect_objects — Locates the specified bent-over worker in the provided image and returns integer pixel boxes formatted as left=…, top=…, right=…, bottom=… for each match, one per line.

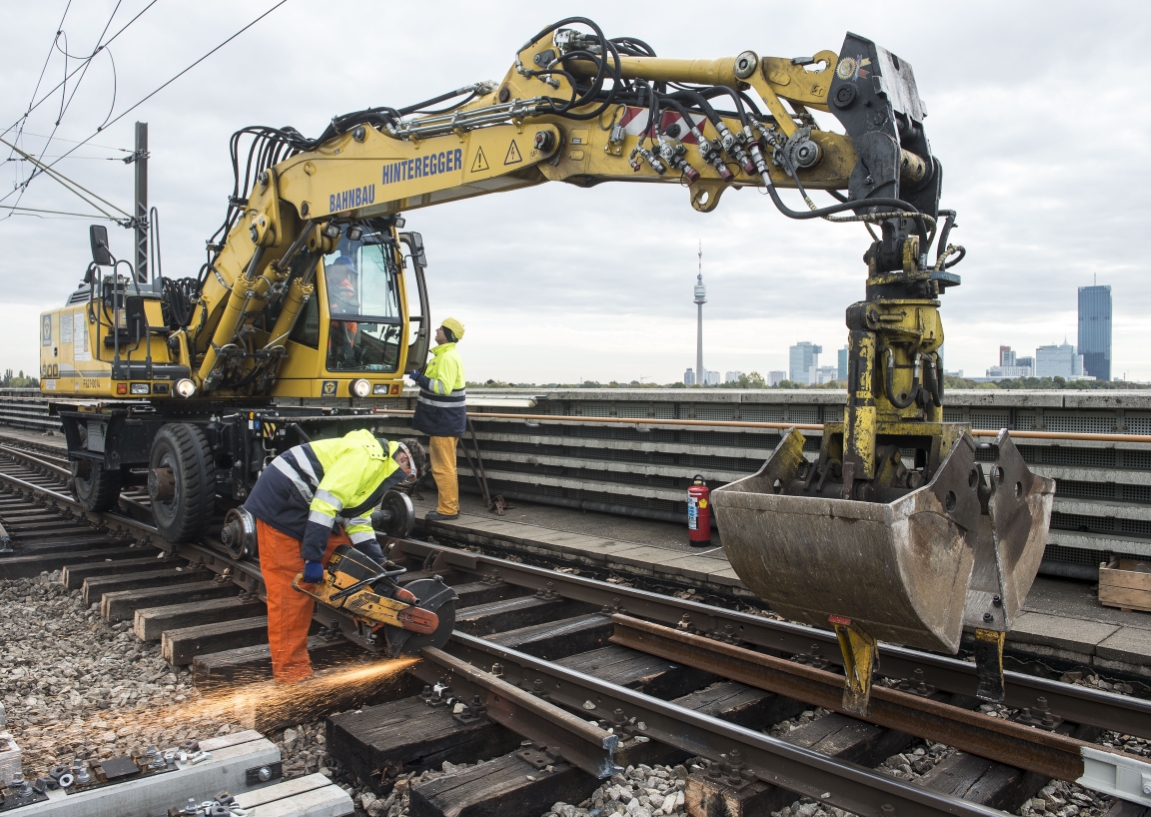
left=244, top=429, right=424, bottom=683
left=408, top=317, right=466, bottom=521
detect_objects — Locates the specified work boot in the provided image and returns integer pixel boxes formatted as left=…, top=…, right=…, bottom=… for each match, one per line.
left=425, top=510, right=459, bottom=522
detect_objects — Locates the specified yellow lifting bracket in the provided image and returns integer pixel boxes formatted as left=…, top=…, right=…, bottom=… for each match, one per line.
left=830, top=615, right=878, bottom=717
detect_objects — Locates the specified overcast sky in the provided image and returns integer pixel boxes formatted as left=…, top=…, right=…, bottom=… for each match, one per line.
left=2, top=1, right=1149, bottom=383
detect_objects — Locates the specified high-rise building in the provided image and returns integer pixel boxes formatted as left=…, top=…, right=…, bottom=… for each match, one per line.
left=683, top=368, right=695, bottom=386
left=1000, top=346, right=1016, bottom=367
left=816, top=366, right=839, bottom=385
left=837, top=347, right=848, bottom=382
left=1078, top=284, right=1112, bottom=381
left=789, top=342, right=822, bottom=385
left=724, top=371, right=743, bottom=384
left=704, top=369, right=721, bottom=386
left=768, top=370, right=786, bottom=387
left=1036, top=342, right=1084, bottom=379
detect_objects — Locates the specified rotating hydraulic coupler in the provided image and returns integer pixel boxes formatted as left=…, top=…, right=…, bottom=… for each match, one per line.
left=656, top=139, right=701, bottom=182
left=629, top=145, right=667, bottom=174
left=697, top=137, right=734, bottom=182
left=714, top=121, right=756, bottom=176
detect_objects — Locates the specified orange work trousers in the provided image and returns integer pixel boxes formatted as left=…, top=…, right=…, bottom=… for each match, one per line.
left=257, top=519, right=350, bottom=683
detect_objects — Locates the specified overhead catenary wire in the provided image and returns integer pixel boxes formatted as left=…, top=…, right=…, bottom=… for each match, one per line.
left=2, top=0, right=287, bottom=228
left=0, top=135, right=130, bottom=221
left=25, top=0, right=288, bottom=182
left=0, top=0, right=160, bottom=142
left=8, top=2, right=125, bottom=201
left=0, top=204, right=124, bottom=220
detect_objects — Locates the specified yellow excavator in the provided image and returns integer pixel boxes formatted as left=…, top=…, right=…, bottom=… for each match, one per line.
left=39, top=18, right=1052, bottom=695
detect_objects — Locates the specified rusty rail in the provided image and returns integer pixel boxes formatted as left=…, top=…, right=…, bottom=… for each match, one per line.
left=611, top=615, right=1092, bottom=781
left=435, top=630, right=1006, bottom=817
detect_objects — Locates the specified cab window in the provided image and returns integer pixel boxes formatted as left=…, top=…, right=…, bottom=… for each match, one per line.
left=322, top=228, right=403, bottom=373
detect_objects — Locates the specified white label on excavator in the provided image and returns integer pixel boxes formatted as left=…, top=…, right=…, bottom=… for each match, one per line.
left=73, top=312, right=90, bottom=362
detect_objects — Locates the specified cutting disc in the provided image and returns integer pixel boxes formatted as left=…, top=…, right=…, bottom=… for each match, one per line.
left=385, top=577, right=457, bottom=656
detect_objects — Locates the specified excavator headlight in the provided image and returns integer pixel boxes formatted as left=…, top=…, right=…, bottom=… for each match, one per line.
left=351, top=379, right=371, bottom=398
left=323, top=222, right=341, bottom=239
left=175, top=378, right=197, bottom=399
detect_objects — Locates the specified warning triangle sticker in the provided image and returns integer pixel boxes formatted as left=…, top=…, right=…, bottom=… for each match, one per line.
left=504, top=140, right=523, bottom=165
left=471, top=147, right=489, bottom=173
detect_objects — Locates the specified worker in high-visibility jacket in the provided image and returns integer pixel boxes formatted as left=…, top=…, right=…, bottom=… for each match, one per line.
left=244, top=429, right=425, bottom=683
left=408, top=317, right=466, bottom=521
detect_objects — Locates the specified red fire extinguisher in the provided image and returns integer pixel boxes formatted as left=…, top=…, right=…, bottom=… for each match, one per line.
left=687, top=475, right=713, bottom=546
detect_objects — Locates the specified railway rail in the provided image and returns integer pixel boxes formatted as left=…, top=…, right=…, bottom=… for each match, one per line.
left=2, top=440, right=1151, bottom=817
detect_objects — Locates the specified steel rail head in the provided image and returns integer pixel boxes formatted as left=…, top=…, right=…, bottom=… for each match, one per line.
left=0, top=444, right=72, bottom=479
left=439, top=630, right=1007, bottom=817
left=389, top=537, right=1151, bottom=740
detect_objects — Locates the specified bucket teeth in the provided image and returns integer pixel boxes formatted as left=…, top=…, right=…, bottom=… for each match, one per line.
left=830, top=616, right=878, bottom=716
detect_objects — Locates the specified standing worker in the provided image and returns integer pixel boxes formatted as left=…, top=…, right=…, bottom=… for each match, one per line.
left=408, top=318, right=466, bottom=521
left=244, top=429, right=425, bottom=683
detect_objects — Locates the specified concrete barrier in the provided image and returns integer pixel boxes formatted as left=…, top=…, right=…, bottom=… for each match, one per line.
left=368, top=389, right=1151, bottom=574
left=5, top=387, right=1150, bottom=572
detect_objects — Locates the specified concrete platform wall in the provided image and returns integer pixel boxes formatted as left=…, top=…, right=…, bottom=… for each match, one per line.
left=374, top=389, right=1151, bottom=571
left=5, top=387, right=1150, bottom=569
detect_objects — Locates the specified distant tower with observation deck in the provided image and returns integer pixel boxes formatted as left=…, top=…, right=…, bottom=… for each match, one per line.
left=694, top=242, right=706, bottom=386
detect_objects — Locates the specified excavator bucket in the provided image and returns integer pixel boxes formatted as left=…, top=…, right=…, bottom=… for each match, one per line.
left=713, top=428, right=1054, bottom=655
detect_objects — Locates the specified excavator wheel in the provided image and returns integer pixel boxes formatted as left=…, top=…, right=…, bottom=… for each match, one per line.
left=72, top=458, right=122, bottom=513
left=148, top=423, right=216, bottom=543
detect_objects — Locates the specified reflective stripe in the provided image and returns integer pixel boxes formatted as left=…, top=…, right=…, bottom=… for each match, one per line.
left=272, top=457, right=314, bottom=503
left=347, top=515, right=371, bottom=528
left=314, top=488, right=343, bottom=512
left=348, top=528, right=376, bottom=545
left=418, top=395, right=467, bottom=409
left=288, top=446, right=320, bottom=485
left=308, top=508, right=335, bottom=526
left=420, top=387, right=466, bottom=400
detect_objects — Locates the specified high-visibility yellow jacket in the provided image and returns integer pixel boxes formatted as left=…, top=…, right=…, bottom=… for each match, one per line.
left=244, top=429, right=406, bottom=562
left=412, top=342, right=466, bottom=437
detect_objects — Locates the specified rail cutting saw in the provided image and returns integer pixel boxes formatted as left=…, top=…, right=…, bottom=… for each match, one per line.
left=292, top=544, right=457, bottom=656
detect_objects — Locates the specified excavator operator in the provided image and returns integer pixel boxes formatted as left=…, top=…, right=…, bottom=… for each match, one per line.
left=244, top=429, right=427, bottom=682
left=408, top=317, right=466, bottom=521
left=327, top=255, right=360, bottom=368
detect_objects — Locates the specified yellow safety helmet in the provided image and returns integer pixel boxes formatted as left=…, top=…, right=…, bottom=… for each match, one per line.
left=441, top=316, right=466, bottom=342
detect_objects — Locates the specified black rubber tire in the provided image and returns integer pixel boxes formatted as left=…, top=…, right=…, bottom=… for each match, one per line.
left=149, top=423, right=215, bottom=543
left=72, top=459, right=122, bottom=512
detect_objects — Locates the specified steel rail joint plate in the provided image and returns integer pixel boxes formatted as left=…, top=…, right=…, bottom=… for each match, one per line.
left=434, top=631, right=1006, bottom=817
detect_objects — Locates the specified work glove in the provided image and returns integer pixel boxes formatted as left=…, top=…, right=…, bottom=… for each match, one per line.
left=407, top=369, right=421, bottom=380
left=302, top=560, right=325, bottom=584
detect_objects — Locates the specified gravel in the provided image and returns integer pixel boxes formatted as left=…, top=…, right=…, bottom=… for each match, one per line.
left=539, top=761, right=690, bottom=817
left=0, top=571, right=244, bottom=777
